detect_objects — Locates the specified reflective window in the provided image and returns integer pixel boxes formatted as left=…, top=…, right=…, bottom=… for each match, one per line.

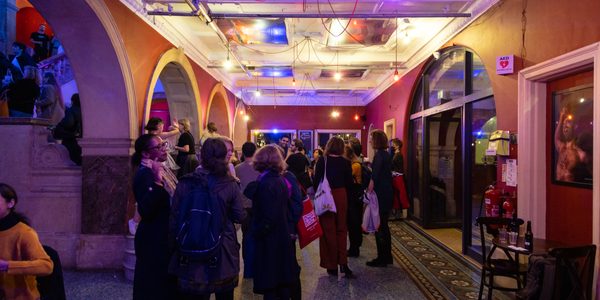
left=473, top=54, right=491, bottom=93
left=427, top=49, right=465, bottom=108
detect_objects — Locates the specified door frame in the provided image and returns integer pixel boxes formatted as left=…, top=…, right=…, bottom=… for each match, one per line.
left=518, top=42, right=600, bottom=298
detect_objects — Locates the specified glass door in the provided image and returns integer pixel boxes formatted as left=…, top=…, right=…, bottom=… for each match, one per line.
left=423, top=107, right=462, bottom=228
left=464, top=97, right=497, bottom=257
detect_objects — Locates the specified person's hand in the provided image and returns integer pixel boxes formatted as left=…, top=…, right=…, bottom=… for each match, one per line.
left=367, top=180, right=374, bottom=193
left=0, top=260, right=8, bottom=272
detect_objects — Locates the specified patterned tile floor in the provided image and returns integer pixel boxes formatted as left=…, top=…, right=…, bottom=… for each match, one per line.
left=63, top=221, right=512, bottom=299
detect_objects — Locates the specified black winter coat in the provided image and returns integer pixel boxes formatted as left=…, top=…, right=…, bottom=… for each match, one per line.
left=244, top=170, right=300, bottom=294
left=372, top=150, right=394, bottom=213
left=132, top=166, right=172, bottom=300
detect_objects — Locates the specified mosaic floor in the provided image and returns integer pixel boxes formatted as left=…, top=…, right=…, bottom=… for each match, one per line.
left=62, top=221, right=515, bottom=299
left=389, top=221, right=512, bottom=300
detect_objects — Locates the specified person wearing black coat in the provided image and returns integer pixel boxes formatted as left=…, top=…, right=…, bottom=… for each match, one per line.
left=131, top=134, right=175, bottom=300
left=366, top=130, right=394, bottom=268
left=53, top=94, right=82, bottom=165
left=244, top=145, right=301, bottom=300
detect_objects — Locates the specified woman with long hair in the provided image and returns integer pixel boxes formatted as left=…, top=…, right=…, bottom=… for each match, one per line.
left=244, top=145, right=301, bottom=299
left=174, top=118, right=199, bottom=177
left=0, top=183, right=53, bottom=299
left=366, top=130, right=394, bottom=267
left=131, top=134, right=174, bottom=300
left=169, top=138, right=246, bottom=300
left=35, top=71, right=64, bottom=125
left=312, top=137, right=355, bottom=278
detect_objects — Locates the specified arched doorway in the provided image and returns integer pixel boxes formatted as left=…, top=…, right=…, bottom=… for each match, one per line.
left=144, top=48, right=202, bottom=141
left=22, top=0, right=138, bottom=268
left=407, top=47, right=496, bottom=259
left=232, top=101, right=249, bottom=149
left=206, top=83, right=232, bottom=138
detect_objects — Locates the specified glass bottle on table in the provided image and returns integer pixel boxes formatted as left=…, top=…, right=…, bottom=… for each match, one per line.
left=524, top=221, right=533, bottom=252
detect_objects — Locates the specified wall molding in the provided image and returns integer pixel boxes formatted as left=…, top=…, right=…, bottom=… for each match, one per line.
left=517, top=42, right=600, bottom=298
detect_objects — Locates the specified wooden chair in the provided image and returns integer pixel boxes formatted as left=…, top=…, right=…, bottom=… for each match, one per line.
left=548, top=245, right=596, bottom=300
left=476, top=216, right=526, bottom=300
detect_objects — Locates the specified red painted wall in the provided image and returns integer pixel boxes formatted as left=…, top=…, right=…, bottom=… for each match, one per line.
left=545, top=71, right=593, bottom=244
left=366, top=0, right=600, bottom=240
left=16, top=7, right=54, bottom=49
left=104, top=1, right=236, bottom=132
left=248, top=106, right=367, bottom=153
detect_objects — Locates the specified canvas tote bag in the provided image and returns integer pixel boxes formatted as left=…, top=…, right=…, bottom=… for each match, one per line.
left=314, top=157, right=337, bottom=216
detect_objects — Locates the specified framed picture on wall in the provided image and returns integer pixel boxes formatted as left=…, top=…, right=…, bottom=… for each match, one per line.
left=551, top=83, right=593, bottom=187
left=298, top=130, right=313, bottom=157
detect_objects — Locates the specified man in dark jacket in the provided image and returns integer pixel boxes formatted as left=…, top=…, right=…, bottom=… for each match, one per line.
left=53, top=94, right=82, bottom=165
left=9, top=42, right=35, bottom=79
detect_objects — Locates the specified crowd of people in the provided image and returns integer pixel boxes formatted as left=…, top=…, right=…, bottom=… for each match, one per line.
left=130, top=117, right=405, bottom=299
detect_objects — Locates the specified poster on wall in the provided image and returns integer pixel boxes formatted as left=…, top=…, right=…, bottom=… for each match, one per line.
left=298, top=130, right=313, bottom=156
left=552, top=84, right=593, bottom=187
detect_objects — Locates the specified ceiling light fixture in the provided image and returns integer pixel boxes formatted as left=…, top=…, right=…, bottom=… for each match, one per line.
left=243, top=115, right=250, bottom=122
left=393, top=17, right=400, bottom=82
left=223, top=42, right=232, bottom=70
left=254, top=75, right=261, bottom=97
left=334, top=51, right=342, bottom=81
left=331, top=110, right=340, bottom=118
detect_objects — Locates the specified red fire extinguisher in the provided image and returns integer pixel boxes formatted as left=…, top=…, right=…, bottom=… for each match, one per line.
left=502, top=194, right=515, bottom=218
left=484, top=185, right=502, bottom=217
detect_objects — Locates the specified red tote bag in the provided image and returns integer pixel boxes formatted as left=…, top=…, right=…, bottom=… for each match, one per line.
left=297, top=198, right=323, bottom=249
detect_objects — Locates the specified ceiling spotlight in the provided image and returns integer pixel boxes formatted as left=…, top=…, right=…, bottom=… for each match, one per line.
left=331, top=110, right=340, bottom=118
left=254, top=89, right=261, bottom=97
left=354, top=114, right=359, bottom=121
left=243, top=115, right=250, bottom=122
left=334, top=72, right=342, bottom=81
left=393, top=69, right=400, bottom=82
left=223, top=57, right=232, bottom=69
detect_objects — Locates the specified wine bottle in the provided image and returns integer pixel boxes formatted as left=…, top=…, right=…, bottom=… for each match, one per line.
left=524, top=221, right=533, bottom=252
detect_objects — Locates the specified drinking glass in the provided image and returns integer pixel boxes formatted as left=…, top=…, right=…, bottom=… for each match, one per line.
left=508, top=232, right=518, bottom=245
left=499, top=228, right=507, bottom=244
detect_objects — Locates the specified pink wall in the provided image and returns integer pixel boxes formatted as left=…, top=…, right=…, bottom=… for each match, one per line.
left=105, top=1, right=236, bottom=132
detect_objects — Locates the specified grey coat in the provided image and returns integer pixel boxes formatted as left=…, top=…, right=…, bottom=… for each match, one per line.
left=168, top=167, right=246, bottom=294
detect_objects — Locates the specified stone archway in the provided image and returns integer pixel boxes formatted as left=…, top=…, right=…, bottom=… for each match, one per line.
left=144, top=48, right=202, bottom=140
left=22, top=0, right=138, bottom=268
left=206, top=83, right=232, bottom=138
left=232, top=101, right=248, bottom=149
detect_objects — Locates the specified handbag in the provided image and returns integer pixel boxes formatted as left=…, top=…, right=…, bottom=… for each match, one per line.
left=314, top=157, right=337, bottom=216
left=362, top=190, right=380, bottom=233
left=296, top=198, right=323, bottom=248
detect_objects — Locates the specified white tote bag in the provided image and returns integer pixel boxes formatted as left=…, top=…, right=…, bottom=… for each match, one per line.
left=314, top=157, right=337, bottom=216
left=361, top=190, right=380, bottom=233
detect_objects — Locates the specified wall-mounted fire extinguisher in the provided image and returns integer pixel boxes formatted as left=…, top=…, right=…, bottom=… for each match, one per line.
left=484, top=184, right=502, bottom=217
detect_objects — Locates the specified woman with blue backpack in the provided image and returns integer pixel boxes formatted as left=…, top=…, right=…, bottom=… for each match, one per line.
left=168, top=138, right=246, bottom=300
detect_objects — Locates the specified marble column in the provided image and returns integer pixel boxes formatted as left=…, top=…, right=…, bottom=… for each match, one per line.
left=0, top=0, right=16, bottom=54
left=75, top=138, right=132, bottom=269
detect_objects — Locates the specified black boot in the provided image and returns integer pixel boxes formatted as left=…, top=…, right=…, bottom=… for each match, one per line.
left=347, top=248, right=360, bottom=257
left=366, top=258, right=388, bottom=267
left=327, top=269, right=338, bottom=276
left=340, top=264, right=355, bottom=278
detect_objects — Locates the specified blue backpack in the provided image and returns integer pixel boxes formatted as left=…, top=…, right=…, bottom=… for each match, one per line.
left=176, top=175, right=225, bottom=261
